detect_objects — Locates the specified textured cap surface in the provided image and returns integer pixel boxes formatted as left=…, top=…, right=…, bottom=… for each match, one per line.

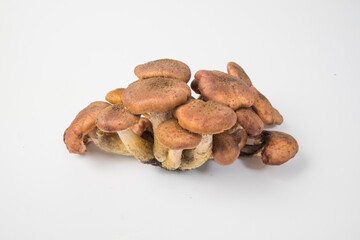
left=195, top=70, right=255, bottom=109
left=174, top=99, right=237, bottom=135
left=122, top=77, right=191, bottom=114
left=261, top=131, right=299, bottom=165
left=134, top=59, right=191, bottom=83
left=156, top=119, right=202, bottom=150
left=96, top=103, right=140, bottom=132
left=236, top=108, right=264, bottom=136
left=64, top=101, right=110, bottom=154
left=227, top=62, right=253, bottom=87
left=105, top=88, right=124, bottom=104
left=213, top=132, right=240, bottom=166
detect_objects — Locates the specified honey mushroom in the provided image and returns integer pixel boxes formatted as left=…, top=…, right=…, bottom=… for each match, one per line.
left=155, top=119, right=202, bottom=170
left=235, top=108, right=264, bottom=136
left=227, top=62, right=253, bottom=87
left=134, top=58, right=191, bottom=83
left=105, top=88, right=125, bottom=104
left=64, top=101, right=110, bottom=154
left=193, top=70, right=255, bottom=110
left=212, top=132, right=240, bottom=166
left=240, top=131, right=299, bottom=165
left=174, top=99, right=237, bottom=170
left=96, top=103, right=154, bottom=163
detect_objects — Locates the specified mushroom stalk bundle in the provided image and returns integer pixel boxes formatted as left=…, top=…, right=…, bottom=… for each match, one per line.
left=64, top=58, right=299, bottom=171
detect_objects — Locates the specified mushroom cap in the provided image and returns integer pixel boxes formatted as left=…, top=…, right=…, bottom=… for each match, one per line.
left=96, top=103, right=140, bottom=132
left=227, top=62, right=253, bottom=87
left=156, top=119, right=202, bottom=150
left=213, top=132, right=240, bottom=166
left=251, top=87, right=274, bottom=125
left=235, top=108, right=264, bottom=136
left=272, top=107, right=284, bottom=125
left=195, top=70, right=255, bottom=109
left=64, top=101, right=110, bottom=154
left=131, top=117, right=153, bottom=136
left=105, top=88, right=124, bottom=104
left=174, top=99, right=237, bottom=135
left=122, top=77, right=191, bottom=114
left=134, top=58, right=191, bottom=83
left=190, top=79, right=200, bottom=94
left=261, top=131, right=299, bottom=165
left=226, top=123, right=248, bottom=150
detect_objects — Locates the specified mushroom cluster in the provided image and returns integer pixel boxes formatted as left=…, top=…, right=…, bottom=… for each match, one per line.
left=64, top=59, right=299, bottom=170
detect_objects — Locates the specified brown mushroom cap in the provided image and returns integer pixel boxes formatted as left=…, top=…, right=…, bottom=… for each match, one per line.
left=227, top=62, right=253, bottom=87
left=272, top=108, right=284, bottom=125
left=64, top=101, right=110, bottom=154
left=261, top=131, right=299, bottom=165
left=190, top=79, right=200, bottom=94
left=195, top=70, right=255, bottom=109
left=156, top=119, right=202, bottom=150
left=213, top=132, right=240, bottom=166
left=251, top=87, right=275, bottom=125
left=96, top=103, right=140, bottom=132
left=131, top=117, right=153, bottom=136
left=226, top=123, right=248, bottom=150
left=122, top=77, right=191, bottom=114
left=105, top=88, right=124, bottom=104
left=134, top=59, right=191, bottom=83
left=235, top=108, right=264, bottom=136
left=174, top=99, right=237, bottom=135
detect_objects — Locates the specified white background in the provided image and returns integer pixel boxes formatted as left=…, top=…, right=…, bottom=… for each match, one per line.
left=1, top=0, right=359, bottom=239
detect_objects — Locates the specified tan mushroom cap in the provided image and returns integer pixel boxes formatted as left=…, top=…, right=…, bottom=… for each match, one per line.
left=227, top=62, right=253, bottom=87
left=235, top=108, right=264, bottom=136
left=262, top=131, right=299, bottom=165
left=174, top=99, right=237, bottom=135
left=96, top=103, right=140, bottom=132
left=156, top=119, right=202, bottom=150
left=134, top=58, right=191, bottom=83
left=195, top=70, right=255, bottom=109
left=213, top=132, right=240, bottom=166
left=122, top=77, right=191, bottom=114
left=105, top=88, right=124, bottom=104
left=64, top=101, right=110, bottom=154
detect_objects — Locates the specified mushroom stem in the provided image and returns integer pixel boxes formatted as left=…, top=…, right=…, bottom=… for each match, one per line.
left=153, top=136, right=168, bottom=162
left=162, top=149, right=183, bottom=170
left=145, top=111, right=173, bottom=130
left=117, top=128, right=154, bottom=163
left=88, top=129, right=131, bottom=156
left=180, top=134, right=212, bottom=170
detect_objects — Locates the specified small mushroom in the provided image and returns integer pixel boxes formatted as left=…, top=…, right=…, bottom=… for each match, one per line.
left=225, top=123, right=248, bottom=150
left=155, top=119, right=202, bottom=170
left=227, top=62, right=253, bottom=87
left=212, top=132, right=240, bottom=166
left=96, top=103, right=154, bottom=163
left=174, top=99, right=237, bottom=170
left=235, top=108, right=264, bottom=136
left=105, top=88, right=125, bottom=104
left=251, top=87, right=283, bottom=125
left=134, top=58, right=191, bottom=83
left=64, top=101, right=110, bottom=154
left=131, top=117, right=153, bottom=136
left=194, top=70, right=255, bottom=110
left=240, top=131, right=298, bottom=165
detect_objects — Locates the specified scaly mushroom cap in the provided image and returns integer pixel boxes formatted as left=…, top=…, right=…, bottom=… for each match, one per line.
left=235, top=108, right=264, bottom=136
left=195, top=70, right=255, bottom=109
left=134, top=58, right=191, bottom=83
left=213, top=132, right=240, bottom=166
left=105, top=88, right=124, bottom=104
left=156, top=119, right=202, bottom=150
left=227, top=62, right=253, bottom=87
left=131, top=117, right=153, bottom=136
left=96, top=103, right=140, bottom=132
left=122, top=77, right=191, bottom=114
left=174, top=99, right=237, bottom=135
left=64, top=101, right=110, bottom=154
left=261, top=131, right=298, bottom=165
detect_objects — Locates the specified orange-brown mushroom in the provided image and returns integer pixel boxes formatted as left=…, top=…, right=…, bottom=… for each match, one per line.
left=64, top=101, right=110, bottom=154
left=212, top=132, right=240, bottom=166
left=227, top=62, right=253, bottom=87
left=235, top=108, right=264, bottom=136
left=105, top=88, right=125, bottom=104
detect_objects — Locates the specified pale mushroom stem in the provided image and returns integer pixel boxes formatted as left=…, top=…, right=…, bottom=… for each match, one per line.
left=117, top=128, right=154, bottom=163
left=145, top=111, right=173, bottom=163
left=162, top=149, right=183, bottom=170
left=180, top=134, right=212, bottom=170
left=88, top=129, right=132, bottom=156
left=153, top=136, right=168, bottom=162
